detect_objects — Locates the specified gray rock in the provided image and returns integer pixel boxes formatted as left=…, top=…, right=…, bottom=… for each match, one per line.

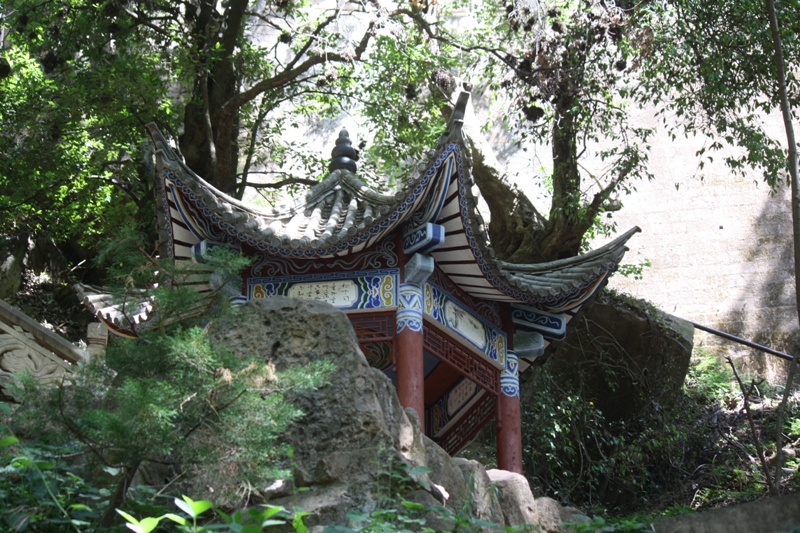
left=530, top=498, right=586, bottom=533
left=424, top=435, right=467, bottom=506
left=544, top=292, right=694, bottom=426
left=486, top=469, right=585, bottom=533
left=652, top=493, right=800, bottom=533
left=203, top=297, right=584, bottom=530
left=452, top=458, right=504, bottom=524
left=486, top=469, right=536, bottom=526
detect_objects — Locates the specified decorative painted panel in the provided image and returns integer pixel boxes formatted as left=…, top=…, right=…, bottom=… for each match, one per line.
left=500, top=351, right=519, bottom=397
left=403, top=223, right=445, bottom=255
left=428, top=267, right=501, bottom=326
left=427, top=377, right=480, bottom=437
left=424, top=282, right=506, bottom=366
left=511, top=305, right=567, bottom=340
left=361, top=342, right=393, bottom=370
left=247, top=269, right=398, bottom=310
left=397, top=283, right=423, bottom=333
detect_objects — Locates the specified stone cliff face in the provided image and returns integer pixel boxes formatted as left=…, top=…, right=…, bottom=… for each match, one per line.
left=206, top=296, right=584, bottom=532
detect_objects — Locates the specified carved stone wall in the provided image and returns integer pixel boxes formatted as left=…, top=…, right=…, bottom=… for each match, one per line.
left=0, top=299, right=83, bottom=400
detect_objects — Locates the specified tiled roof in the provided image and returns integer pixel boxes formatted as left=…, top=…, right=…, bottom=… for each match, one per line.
left=497, top=227, right=638, bottom=295
left=149, top=124, right=445, bottom=256
left=82, top=91, right=639, bottom=334
left=74, top=284, right=153, bottom=335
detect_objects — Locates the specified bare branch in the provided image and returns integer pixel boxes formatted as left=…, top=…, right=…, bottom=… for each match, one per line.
left=221, top=20, right=376, bottom=114
left=244, top=10, right=287, bottom=32
left=119, top=5, right=174, bottom=38
left=245, top=177, right=318, bottom=189
left=285, top=12, right=340, bottom=71
left=726, top=356, right=779, bottom=496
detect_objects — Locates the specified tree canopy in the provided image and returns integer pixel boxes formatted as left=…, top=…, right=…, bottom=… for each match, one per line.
left=0, top=0, right=666, bottom=269
left=3, top=0, right=799, bottom=269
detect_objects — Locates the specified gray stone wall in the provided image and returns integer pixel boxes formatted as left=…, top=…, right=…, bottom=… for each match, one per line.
left=475, top=97, right=797, bottom=382
left=586, top=109, right=797, bottom=382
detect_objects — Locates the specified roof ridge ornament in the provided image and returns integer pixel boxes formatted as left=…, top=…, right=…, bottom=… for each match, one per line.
left=442, top=91, right=470, bottom=146
left=329, top=128, right=358, bottom=174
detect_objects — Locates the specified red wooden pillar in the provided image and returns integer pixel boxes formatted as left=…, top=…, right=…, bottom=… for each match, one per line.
left=396, top=283, right=425, bottom=421
left=497, top=302, right=522, bottom=473
left=496, top=349, right=522, bottom=473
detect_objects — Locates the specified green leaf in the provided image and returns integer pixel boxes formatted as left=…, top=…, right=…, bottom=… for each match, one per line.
left=401, top=501, right=425, bottom=511
left=292, top=510, right=311, bottom=533
left=174, top=497, right=195, bottom=518
left=118, top=509, right=163, bottom=533
left=0, top=435, right=19, bottom=448
left=175, top=495, right=212, bottom=518
left=69, top=504, right=92, bottom=511
left=116, top=509, right=139, bottom=524
left=164, top=513, right=189, bottom=526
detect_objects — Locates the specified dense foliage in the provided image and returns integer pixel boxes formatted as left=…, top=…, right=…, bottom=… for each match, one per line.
left=517, top=348, right=800, bottom=514
left=3, top=240, right=334, bottom=528
left=0, top=0, right=671, bottom=269
left=639, top=0, right=800, bottom=188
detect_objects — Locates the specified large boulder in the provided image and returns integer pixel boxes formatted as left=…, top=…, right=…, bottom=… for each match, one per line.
left=205, top=297, right=583, bottom=531
left=208, top=297, right=419, bottom=524
left=544, top=291, right=693, bottom=424
left=486, top=470, right=585, bottom=533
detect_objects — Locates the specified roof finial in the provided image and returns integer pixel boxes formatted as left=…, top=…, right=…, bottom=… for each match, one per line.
left=328, top=128, right=358, bottom=173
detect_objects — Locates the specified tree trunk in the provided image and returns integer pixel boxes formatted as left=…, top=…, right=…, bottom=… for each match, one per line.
left=179, top=0, right=248, bottom=195
left=446, top=91, right=597, bottom=264
left=765, top=0, right=799, bottom=495
left=97, top=461, right=141, bottom=529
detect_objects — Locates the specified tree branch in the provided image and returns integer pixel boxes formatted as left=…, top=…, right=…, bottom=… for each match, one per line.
left=244, top=177, right=318, bottom=189
left=726, top=356, right=779, bottom=496
left=220, top=19, right=376, bottom=116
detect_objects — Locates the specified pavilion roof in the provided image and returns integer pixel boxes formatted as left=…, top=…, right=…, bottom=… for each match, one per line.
left=82, top=92, right=639, bottom=335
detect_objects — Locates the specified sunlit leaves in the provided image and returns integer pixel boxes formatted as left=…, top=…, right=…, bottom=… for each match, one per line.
left=640, top=0, right=800, bottom=189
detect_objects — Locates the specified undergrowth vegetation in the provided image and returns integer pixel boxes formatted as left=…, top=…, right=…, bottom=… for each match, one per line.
left=510, top=346, right=800, bottom=520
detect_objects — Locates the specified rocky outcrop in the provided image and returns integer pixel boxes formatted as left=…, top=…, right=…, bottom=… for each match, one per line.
left=652, top=493, right=800, bottom=533
left=486, top=470, right=586, bottom=530
left=545, top=291, right=693, bottom=424
left=207, top=297, right=583, bottom=532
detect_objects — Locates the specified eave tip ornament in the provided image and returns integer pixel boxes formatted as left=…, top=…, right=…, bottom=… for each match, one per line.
left=328, top=128, right=358, bottom=174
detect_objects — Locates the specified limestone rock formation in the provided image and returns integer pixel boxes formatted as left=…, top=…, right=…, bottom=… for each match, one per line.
left=206, top=296, right=583, bottom=532
left=544, top=291, right=693, bottom=424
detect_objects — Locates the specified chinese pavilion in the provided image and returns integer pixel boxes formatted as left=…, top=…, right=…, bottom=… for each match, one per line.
left=78, top=92, right=639, bottom=474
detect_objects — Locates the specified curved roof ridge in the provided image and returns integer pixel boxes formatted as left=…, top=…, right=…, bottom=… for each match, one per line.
left=304, top=169, right=404, bottom=207
left=496, top=226, right=641, bottom=274
left=146, top=123, right=280, bottom=219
